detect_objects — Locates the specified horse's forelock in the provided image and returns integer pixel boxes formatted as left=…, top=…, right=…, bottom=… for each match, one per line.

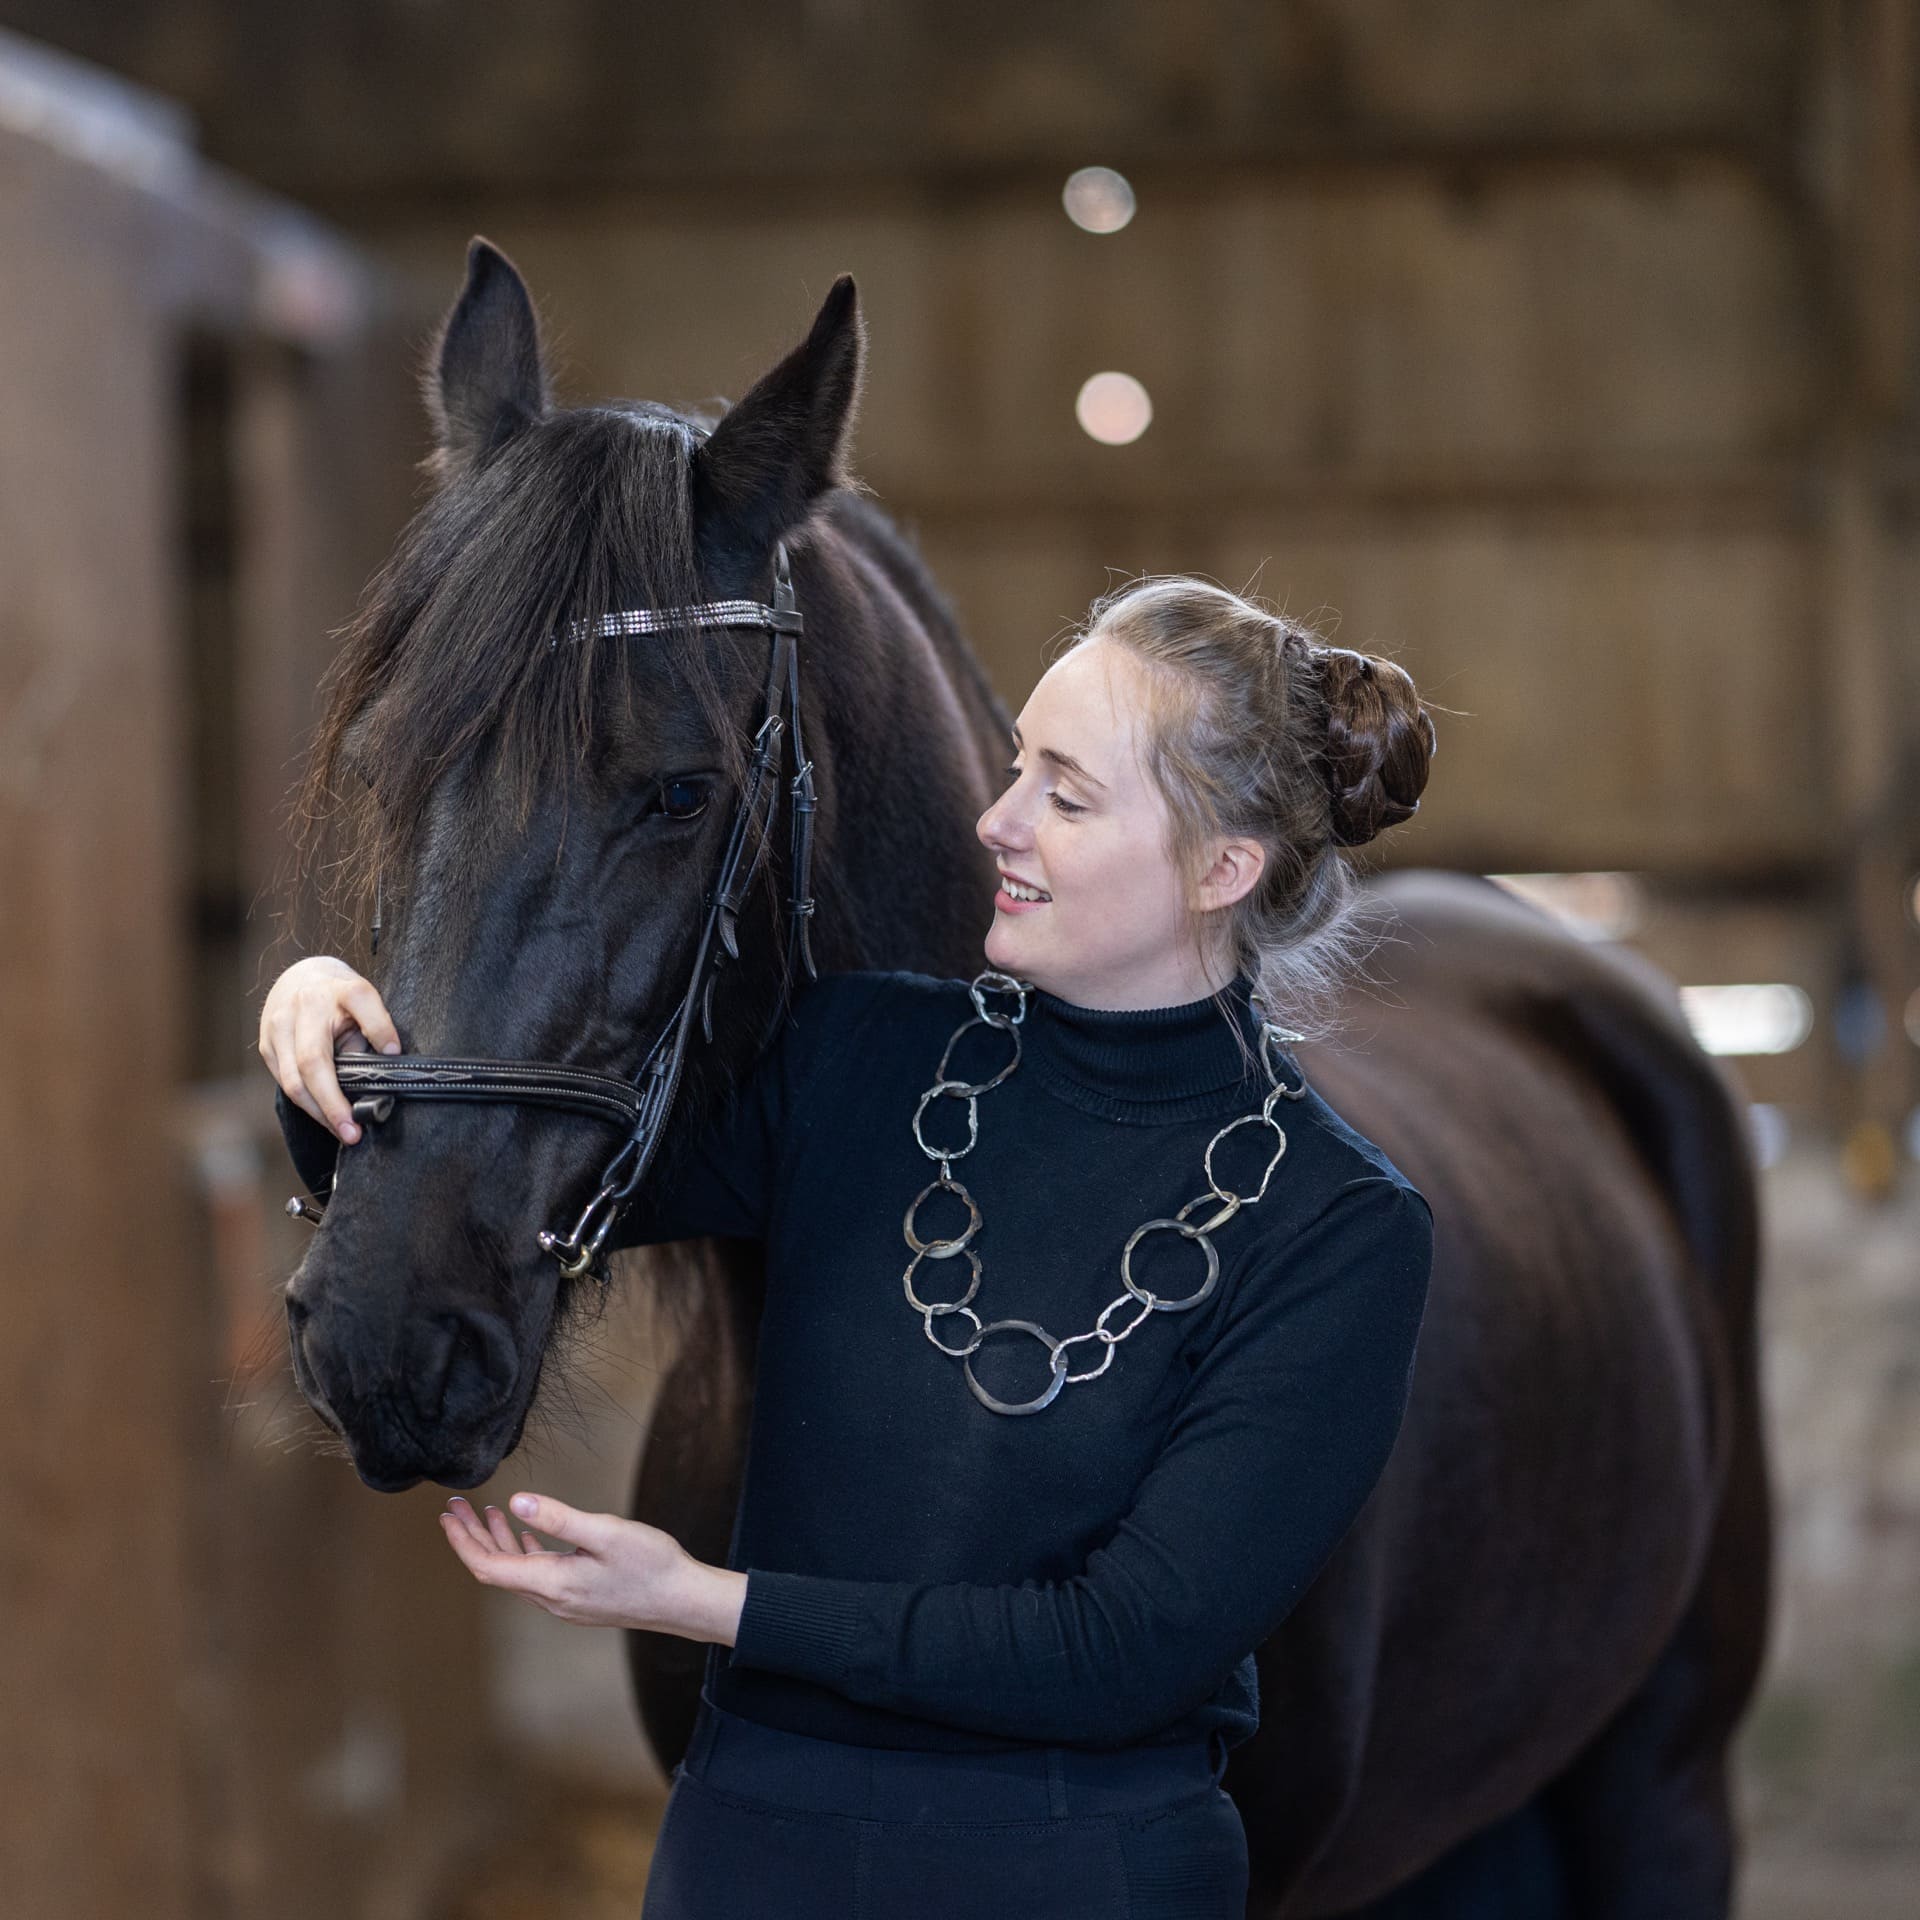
left=284, top=404, right=748, bottom=961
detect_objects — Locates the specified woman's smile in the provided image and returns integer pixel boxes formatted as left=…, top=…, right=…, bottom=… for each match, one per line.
left=995, top=870, right=1052, bottom=913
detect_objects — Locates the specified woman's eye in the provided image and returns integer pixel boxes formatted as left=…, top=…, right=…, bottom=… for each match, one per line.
left=1005, top=762, right=1083, bottom=818
left=654, top=777, right=709, bottom=822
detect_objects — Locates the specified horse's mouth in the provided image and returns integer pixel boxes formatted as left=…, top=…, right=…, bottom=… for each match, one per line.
left=341, top=1387, right=533, bottom=1493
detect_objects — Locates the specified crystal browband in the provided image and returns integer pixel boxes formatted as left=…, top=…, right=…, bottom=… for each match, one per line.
left=552, top=600, right=803, bottom=647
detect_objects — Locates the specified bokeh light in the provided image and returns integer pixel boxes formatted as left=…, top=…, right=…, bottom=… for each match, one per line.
left=1075, top=370, right=1152, bottom=444
left=1676, top=982, right=1816, bottom=1056
left=1061, top=165, right=1136, bottom=233
left=1484, top=871, right=1646, bottom=941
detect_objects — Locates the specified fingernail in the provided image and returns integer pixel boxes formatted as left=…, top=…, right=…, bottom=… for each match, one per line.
left=383, top=1041, right=401, bottom=1054
left=341, top=1122, right=360, bottom=1143
left=510, top=1494, right=536, bottom=1518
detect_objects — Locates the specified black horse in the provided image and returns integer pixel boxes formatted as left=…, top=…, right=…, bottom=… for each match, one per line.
left=275, top=240, right=1771, bottom=1917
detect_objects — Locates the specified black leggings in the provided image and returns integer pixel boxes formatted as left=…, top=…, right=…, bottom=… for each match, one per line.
left=641, top=1691, right=1249, bottom=1919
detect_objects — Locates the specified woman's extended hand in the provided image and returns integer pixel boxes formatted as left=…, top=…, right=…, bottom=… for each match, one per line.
left=438, top=1491, right=748, bottom=1644
left=258, top=954, right=402, bottom=1145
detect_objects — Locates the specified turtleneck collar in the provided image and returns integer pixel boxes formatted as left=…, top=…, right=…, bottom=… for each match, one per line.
left=1018, top=972, right=1278, bottom=1126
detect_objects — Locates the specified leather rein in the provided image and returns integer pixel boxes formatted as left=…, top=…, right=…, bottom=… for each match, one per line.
left=284, top=540, right=819, bottom=1284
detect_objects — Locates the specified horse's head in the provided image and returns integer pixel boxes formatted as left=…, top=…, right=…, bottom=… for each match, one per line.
left=281, top=237, right=864, bottom=1490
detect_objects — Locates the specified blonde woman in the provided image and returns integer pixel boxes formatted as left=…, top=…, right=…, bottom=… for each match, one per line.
left=263, top=577, right=1438, bottom=1917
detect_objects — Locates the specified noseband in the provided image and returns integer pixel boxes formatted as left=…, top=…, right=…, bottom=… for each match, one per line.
left=285, top=540, right=819, bottom=1284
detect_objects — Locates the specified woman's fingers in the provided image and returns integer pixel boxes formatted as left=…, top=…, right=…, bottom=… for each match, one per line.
left=343, top=979, right=404, bottom=1056
left=444, top=1497, right=570, bottom=1558
left=273, top=1044, right=346, bottom=1142
left=438, top=1494, right=688, bottom=1633
left=505, top=1491, right=608, bottom=1553
left=444, top=1497, right=491, bottom=1549
left=438, top=1511, right=566, bottom=1602
left=257, top=958, right=400, bottom=1144
left=293, top=1004, right=359, bottom=1142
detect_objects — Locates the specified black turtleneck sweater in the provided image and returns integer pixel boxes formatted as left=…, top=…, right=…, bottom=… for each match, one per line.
left=277, top=970, right=1434, bottom=1755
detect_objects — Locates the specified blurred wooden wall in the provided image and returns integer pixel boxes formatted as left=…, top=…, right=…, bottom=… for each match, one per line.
left=0, top=34, right=502, bottom=1920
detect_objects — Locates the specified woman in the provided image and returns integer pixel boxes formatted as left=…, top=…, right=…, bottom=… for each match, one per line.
left=261, top=576, right=1439, bottom=1917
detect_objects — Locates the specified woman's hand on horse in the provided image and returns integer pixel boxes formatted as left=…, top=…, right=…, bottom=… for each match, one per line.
left=258, top=955, right=402, bottom=1145
left=437, top=1491, right=747, bottom=1643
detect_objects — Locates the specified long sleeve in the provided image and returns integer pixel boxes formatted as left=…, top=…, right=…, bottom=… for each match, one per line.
left=728, top=1175, right=1435, bottom=1747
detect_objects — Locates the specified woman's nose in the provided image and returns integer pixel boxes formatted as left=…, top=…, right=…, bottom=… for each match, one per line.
left=977, top=794, right=1027, bottom=850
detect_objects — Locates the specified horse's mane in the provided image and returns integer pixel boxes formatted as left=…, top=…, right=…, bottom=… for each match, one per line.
left=272, top=400, right=752, bottom=965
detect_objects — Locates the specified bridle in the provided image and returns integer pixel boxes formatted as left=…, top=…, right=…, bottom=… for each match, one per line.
left=284, top=539, right=819, bottom=1285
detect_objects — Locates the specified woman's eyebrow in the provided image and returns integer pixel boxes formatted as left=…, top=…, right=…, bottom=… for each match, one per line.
left=1010, top=722, right=1108, bottom=792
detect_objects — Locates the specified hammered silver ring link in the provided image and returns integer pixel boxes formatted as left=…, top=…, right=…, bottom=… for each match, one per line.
left=903, top=970, right=1310, bottom=1415
left=903, top=1175, right=981, bottom=1257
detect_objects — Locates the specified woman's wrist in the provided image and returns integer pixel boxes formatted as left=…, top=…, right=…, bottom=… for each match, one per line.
left=654, top=1558, right=748, bottom=1646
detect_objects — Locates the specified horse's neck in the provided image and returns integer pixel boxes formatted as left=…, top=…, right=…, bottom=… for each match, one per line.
left=800, top=508, right=1008, bottom=980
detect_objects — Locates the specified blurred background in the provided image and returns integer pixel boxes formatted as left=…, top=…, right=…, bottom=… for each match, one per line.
left=0, top=4, right=1915, bottom=1916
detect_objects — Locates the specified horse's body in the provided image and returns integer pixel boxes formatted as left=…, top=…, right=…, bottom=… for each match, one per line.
left=1202, top=872, right=1769, bottom=1914
left=285, top=242, right=1769, bottom=1917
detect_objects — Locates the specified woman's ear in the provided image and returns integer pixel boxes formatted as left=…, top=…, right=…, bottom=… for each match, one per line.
left=1195, top=837, right=1266, bottom=914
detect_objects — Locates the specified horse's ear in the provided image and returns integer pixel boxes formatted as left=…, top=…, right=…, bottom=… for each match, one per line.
left=692, top=274, right=866, bottom=552
left=421, top=237, right=552, bottom=486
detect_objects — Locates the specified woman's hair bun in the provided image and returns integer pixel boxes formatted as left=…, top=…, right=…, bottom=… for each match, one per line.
left=1309, top=644, right=1437, bottom=848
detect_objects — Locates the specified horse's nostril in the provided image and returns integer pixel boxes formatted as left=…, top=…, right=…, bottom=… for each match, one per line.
left=407, top=1310, right=518, bottom=1427
left=284, top=1289, right=311, bottom=1333
left=408, top=1316, right=459, bottom=1425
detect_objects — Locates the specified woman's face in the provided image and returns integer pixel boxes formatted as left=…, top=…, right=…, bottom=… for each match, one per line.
left=975, top=639, right=1260, bottom=1008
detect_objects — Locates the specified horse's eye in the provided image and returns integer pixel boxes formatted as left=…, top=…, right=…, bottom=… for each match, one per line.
left=657, top=777, right=709, bottom=822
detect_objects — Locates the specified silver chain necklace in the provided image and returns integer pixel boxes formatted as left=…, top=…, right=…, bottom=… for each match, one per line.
left=900, top=968, right=1309, bottom=1415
